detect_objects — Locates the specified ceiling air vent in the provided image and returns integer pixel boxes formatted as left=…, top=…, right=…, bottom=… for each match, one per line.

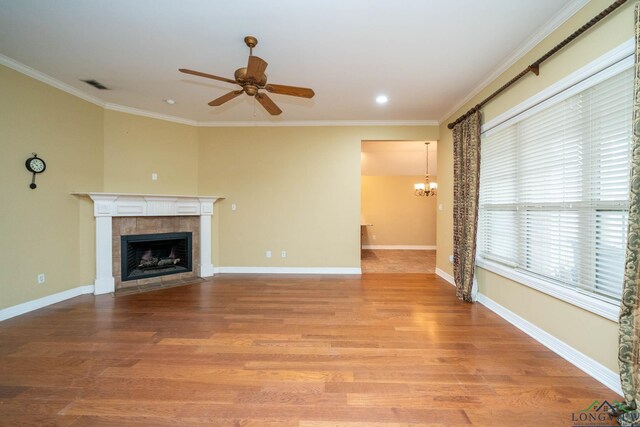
left=81, top=79, right=109, bottom=90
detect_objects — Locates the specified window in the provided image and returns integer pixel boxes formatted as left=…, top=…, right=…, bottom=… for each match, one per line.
left=478, top=55, right=633, bottom=316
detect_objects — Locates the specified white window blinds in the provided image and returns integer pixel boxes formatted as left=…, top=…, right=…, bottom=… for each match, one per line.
left=478, top=65, right=633, bottom=303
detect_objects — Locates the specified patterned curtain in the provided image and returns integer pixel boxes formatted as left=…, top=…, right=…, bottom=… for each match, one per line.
left=452, top=110, right=481, bottom=302
left=617, top=5, right=640, bottom=423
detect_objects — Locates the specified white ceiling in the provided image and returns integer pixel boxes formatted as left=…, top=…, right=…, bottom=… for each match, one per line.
left=361, top=140, right=437, bottom=176
left=0, top=0, right=582, bottom=124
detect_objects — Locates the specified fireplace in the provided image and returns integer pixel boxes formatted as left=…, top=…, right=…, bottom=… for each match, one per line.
left=121, top=232, right=192, bottom=282
left=72, top=193, right=221, bottom=295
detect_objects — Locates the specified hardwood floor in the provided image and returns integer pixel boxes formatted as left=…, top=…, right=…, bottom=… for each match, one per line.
left=361, top=250, right=436, bottom=273
left=0, top=274, right=620, bottom=426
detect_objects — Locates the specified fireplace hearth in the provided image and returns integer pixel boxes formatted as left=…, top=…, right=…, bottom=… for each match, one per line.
left=121, top=232, right=192, bottom=282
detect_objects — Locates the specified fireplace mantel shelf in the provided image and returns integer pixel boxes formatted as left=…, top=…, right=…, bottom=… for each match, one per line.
left=72, top=192, right=223, bottom=199
left=73, top=192, right=223, bottom=295
left=72, top=192, right=224, bottom=217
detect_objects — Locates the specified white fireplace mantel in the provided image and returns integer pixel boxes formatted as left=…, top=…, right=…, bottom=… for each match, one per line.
left=72, top=192, right=223, bottom=295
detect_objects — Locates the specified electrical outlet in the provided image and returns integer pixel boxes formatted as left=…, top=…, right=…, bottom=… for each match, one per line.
left=151, top=173, right=158, bottom=181
left=281, top=250, right=287, bottom=258
left=372, top=235, right=377, bottom=240
left=231, top=203, right=237, bottom=211
left=37, top=273, right=45, bottom=284
left=266, top=250, right=272, bottom=258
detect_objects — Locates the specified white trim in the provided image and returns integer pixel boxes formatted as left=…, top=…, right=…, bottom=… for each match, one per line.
left=94, top=216, right=114, bottom=295
left=0, top=53, right=105, bottom=108
left=362, top=245, right=436, bottom=250
left=104, top=103, right=198, bottom=126
left=73, top=193, right=222, bottom=295
left=0, top=285, right=94, bottom=322
left=435, top=268, right=455, bottom=286
left=217, top=267, right=361, bottom=275
left=476, top=259, right=620, bottom=322
left=71, top=192, right=223, bottom=199
left=476, top=293, right=622, bottom=395
left=439, top=0, right=590, bottom=124
left=195, top=120, right=439, bottom=127
left=0, top=53, right=438, bottom=127
left=482, top=38, right=634, bottom=134
left=199, top=213, right=214, bottom=278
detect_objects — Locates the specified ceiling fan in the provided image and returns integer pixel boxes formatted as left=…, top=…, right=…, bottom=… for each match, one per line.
left=179, top=36, right=315, bottom=115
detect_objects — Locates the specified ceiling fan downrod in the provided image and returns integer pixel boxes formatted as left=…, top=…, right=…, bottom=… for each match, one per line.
left=244, top=36, right=257, bottom=56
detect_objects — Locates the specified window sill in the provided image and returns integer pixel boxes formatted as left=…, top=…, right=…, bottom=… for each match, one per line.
left=475, top=258, right=620, bottom=322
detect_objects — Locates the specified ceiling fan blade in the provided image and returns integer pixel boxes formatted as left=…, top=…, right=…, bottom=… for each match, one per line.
left=179, top=68, right=237, bottom=85
left=208, top=90, right=243, bottom=106
left=256, top=92, right=282, bottom=115
left=245, top=56, right=268, bottom=82
left=265, top=84, right=315, bottom=98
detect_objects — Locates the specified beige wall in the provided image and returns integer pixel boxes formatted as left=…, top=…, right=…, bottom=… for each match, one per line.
left=103, top=110, right=199, bottom=195
left=1, top=62, right=438, bottom=309
left=361, top=175, right=437, bottom=246
left=436, top=0, right=634, bottom=371
left=477, top=268, right=620, bottom=367
left=0, top=65, right=104, bottom=309
left=198, top=126, right=438, bottom=268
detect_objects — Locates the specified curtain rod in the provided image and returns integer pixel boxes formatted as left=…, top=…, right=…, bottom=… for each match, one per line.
left=447, top=0, right=628, bottom=130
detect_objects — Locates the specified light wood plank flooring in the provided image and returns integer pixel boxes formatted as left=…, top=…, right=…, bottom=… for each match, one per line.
left=0, top=274, right=619, bottom=426
left=361, top=249, right=436, bottom=273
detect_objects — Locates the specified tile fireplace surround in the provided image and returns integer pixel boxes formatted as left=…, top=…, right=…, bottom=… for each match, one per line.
left=73, top=193, right=222, bottom=295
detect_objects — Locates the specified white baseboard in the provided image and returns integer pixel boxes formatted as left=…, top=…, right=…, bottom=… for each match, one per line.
left=476, top=293, right=622, bottom=395
left=217, top=267, right=362, bottom=275
left=0, top=284, right=95, bottom=322
left=362, top=245, right=436, bottom=250
left=435, top=268, right=456, bottom=286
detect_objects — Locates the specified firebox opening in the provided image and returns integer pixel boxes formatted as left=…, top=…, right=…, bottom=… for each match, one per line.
left=121, top=232, right=192, bottom=282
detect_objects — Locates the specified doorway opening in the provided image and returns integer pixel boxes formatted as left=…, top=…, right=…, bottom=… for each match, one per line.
left=360, top=140, right=437, bottom=273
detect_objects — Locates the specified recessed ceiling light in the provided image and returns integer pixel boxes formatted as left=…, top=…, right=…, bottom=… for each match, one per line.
left=164, top=99, right=176, bottom=105
left=376, top=95, right=388, bottom=104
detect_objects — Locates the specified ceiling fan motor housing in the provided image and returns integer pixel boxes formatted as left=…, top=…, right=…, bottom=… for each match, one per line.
left=234, top=67, right=267, bottom=87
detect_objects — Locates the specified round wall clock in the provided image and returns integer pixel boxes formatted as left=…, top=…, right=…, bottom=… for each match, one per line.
left=25, top=153, right=46, bottom=189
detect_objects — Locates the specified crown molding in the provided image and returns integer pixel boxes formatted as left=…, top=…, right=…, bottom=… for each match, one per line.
left=0, top=53, right=440, bottom=128
left=1, top=53, right=439, bottom=128
left=481, top=38, right=633, bottom=134
left=104, top=103, right=198, bottom=126
left=195, top=119, right=439, bottom=127
left=0, top=53, right=106, bottom=108
left=438, top=0, right=589, bottom=125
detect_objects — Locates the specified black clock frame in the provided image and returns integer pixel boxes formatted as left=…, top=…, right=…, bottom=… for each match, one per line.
left=25, top=153, right=46, bottom=189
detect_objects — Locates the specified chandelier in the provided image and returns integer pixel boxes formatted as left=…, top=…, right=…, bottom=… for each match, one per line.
left=414, top=142, right=437, bottom=197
